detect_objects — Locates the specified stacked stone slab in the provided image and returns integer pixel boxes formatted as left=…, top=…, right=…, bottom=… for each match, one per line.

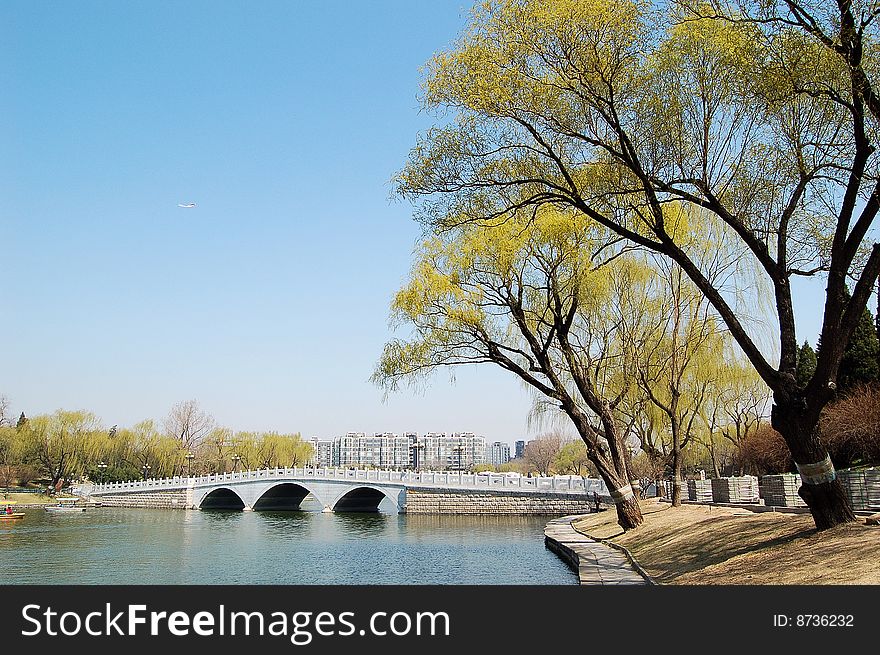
left=870, top=469, right=880, bottom=511
left=662, top=480, right=688, bottom=499
left=710, top=476, right=760, bottom=503
left=759, top=473, right=807, bottom=507
left=687, top=479, right=713, bottom=502
left=837, top=467, right=880, bottom=511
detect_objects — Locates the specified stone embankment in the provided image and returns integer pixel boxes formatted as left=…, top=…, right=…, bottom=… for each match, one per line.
left=92, top=488, right=191, bottom=509
left=405, top=488, right=597, bottom=515
left=544, top=515, right=650, bottom=585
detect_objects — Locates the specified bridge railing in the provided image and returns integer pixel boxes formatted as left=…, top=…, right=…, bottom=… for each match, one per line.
left=86, top=466, right=608, bottom=496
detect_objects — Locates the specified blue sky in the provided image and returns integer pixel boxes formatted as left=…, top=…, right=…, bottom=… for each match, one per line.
left=0, top=1, right=843, bottom=444
left=1, top=0, right=544, bottom=443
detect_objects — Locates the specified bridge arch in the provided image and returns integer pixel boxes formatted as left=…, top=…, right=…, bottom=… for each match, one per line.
left=330, top=485, right=402, bottom=513
left=252, top=482, right=313, bottom=511
left=198, top=487, right=246, bottom=510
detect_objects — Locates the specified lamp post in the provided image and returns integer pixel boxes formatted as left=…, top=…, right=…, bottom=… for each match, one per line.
left=452, top=445, right=464, bottom=472
left=409, top=442, right=425, bottom=470
left=231, top=454, right=241, bottom=473
left=97, top=461, right=108, bottom=485
left=141, top=464, right=151, bottom=480
left=185, top=452, right=195, bottom=477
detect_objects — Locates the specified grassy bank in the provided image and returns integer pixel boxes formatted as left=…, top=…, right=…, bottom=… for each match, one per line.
left=572, top=498, right=880, bottom=584
left=2, top=492, right=56, bottom=505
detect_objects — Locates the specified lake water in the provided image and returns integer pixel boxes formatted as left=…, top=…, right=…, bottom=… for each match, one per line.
left=1, top=504, right=577, bottom=585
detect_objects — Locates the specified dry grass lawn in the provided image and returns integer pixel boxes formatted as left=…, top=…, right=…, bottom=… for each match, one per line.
left=572, top=498, right=880, bottom=584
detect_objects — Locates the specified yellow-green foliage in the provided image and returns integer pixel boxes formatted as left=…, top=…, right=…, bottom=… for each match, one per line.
left=233, top=431, right=313, bottom=470
left=114, top=420, right=186, bottom=479
left=398, top=0, right=857, bottom=283
left=19, top=410, right=107, bottom=484
left=425, top=0, right=651, bottom=114
left=379, top=201, right=664, bottom=405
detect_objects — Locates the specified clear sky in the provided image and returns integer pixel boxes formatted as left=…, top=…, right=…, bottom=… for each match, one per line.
left=0, top=1, right=846, bottom=445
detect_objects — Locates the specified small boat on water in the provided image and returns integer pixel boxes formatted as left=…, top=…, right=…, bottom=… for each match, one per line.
left=44, top=497, right=87, bottom=513
left=1, top=501, right=25, bottom=521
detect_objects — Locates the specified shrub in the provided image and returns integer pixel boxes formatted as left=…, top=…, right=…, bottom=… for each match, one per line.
left=736, top=423, right=793, bottom=475
left=820, top=384, right=880, bottom=467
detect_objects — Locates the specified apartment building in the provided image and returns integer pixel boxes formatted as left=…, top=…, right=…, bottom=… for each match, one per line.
left=308, top=431, right=487, bottom=470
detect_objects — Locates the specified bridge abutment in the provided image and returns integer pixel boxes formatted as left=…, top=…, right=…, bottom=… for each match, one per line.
left=404, top=488, right=597, bottom=515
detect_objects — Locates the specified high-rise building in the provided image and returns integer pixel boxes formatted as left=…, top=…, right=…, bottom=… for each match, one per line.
left=309, top=437, right=334, bottom=467
left=515, top=440, right=525, bottom=459
left=487, top=441, right=511, bottom=466
left=336, top=432, right=363, bottom=467
left=307, top=432, right=487, bottom=470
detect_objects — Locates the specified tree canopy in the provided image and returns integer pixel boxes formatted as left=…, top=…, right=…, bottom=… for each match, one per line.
left=375, top=209, right=652, bottom=528
left=395, top=0, right=880, bottom=528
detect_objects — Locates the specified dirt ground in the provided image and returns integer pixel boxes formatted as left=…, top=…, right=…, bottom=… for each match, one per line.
left=571, top=498, right=880, bottom=584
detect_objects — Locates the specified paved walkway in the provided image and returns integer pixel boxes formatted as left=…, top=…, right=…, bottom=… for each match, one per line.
left=544, top=515, right=650, bottom=585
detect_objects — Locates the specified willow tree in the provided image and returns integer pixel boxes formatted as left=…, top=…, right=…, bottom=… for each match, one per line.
left=636, top=258, right=729, bottom=505
left=0, top=425, right=23, bottom=491
left=116, top=420, right=185, bottom=479
left=553, top=439, right=594, bottom=476
left=232, top=431, right=313, bottom=470
left=398, top=0, right=880, bottom=528
left=695, top=357, right=770, bottom=475
left=20, top=410, right=107, bottom=489
left=375, top=211, right=655, bottom=529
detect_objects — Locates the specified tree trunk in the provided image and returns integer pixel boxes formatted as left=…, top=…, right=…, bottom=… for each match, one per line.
left=670, top=449, right=683, bottom=507
left=771, top=397, right=856, bottom=530
left=593, top=465, right=644, bottom=530
left=614, top=494, right=643, bottom=530
left=622, top=444, right=641, bottom=499
left=570, top=410, right=643, bottom=530
left=798, top=478, right=856, bottom=529
left=670, top=414, right=683, bottom=507
left=583, top=449, right=643, bottom=530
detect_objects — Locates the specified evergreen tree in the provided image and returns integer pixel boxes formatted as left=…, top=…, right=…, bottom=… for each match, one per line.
left=795, top=341, right=817, bottom=389
left=16, top=412, right=27, bottom=429
left=876, top=278, right=880, bottom=374
left=839, top=307, right=880, bottom=393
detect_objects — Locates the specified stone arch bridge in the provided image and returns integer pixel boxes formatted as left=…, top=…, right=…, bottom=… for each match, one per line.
left=80, top=467, right=608, bottom=515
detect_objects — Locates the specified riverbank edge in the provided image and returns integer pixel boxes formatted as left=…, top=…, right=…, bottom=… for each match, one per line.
left=543, top=514, right=654, bottom=585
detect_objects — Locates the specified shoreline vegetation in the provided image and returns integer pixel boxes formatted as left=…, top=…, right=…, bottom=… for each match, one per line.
left=572, top=499, right=880, bottom=584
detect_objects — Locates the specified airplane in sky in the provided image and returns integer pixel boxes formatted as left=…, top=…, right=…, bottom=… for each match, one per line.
left=177, top=202, right=196, bottom=208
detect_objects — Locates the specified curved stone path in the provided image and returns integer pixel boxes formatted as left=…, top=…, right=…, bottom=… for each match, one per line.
left=544, top=515, right=650, bottom=585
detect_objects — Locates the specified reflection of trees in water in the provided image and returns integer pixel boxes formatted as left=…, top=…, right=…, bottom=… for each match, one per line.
left=331, top=512, right=392, bottom=539
left=253, top=510, right=315, bottom=537
left=200, top=508, right=245, bottom=522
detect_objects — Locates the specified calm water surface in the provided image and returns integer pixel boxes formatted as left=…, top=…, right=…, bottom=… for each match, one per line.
left=1, top=504, right=576, bottom=584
